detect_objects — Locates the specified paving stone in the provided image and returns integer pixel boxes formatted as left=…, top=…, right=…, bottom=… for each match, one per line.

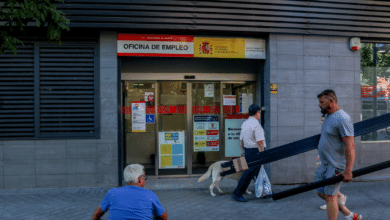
left=0, top=180, right=388, bottom=219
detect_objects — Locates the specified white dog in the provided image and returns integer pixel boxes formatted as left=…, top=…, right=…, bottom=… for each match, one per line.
left=198, top=160, right=252, bottom=197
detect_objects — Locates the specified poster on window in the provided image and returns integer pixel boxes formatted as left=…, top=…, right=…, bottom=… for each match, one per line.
left=158, top=131, right=185, bottom=169
left=144, top=92, right=155, bottom=102
left=193, top=115, right=219, bottom=152
left=225, top=114, right=248, bottom=157
left=204, top=84, right=214, bottom=97
left=223, top=95, right=236, bottom=106
left=132, top=101, right=146, bottom=132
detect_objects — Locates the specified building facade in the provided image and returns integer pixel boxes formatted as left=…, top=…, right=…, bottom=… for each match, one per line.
left=0, top=0, right=389, bottom=188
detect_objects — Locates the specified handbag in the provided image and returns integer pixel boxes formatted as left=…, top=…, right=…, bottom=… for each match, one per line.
left=255, top=165, right=272, bottom=198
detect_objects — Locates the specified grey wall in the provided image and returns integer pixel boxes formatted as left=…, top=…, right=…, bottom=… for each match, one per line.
left=0, top=31, right=119, bottom=189
left=269, top=34, right=367, bottom=184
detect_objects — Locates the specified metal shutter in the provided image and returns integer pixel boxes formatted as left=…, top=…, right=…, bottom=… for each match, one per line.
left=38, top=45, right=98, bottom=138
left=0, top=45, right=35, bottom=138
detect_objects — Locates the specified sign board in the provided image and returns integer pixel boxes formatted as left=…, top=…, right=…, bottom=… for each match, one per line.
left=225, top=114, right=249, bottom=157
left=158, top=131, right=185, bottom=169
left=194, top=37, right=266, bottom=59
left=193, top=115, right=219, bottom=152
left=117, top=34, right=194, bottom=57
left=117, top=34, right=266, bottom=59
left=271, top=84, right=278, bottom=94
left=146, top=114, right=155, bottom=124
left=223, top=95, right=236, bottom=106
left=132, top=101, right=146, bottom=132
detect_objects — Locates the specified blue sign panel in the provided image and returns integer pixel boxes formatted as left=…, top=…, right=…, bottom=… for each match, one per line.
left=146, top=114, right=155, bottom=124
left=193, top=115, right=219, bottom=122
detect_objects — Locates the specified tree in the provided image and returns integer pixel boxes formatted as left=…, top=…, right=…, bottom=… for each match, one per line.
left=361, top=43, right=390, bottom=85
left=0, top=0, right=70, bottom=54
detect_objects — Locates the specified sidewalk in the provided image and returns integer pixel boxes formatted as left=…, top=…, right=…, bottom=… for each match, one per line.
left=0, top=177, right=389, bottom=220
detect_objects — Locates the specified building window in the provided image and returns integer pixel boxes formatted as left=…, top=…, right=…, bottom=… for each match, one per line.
left=361, top=43, right=390, bottom=141
left=0, top=44, right=99, bottom=140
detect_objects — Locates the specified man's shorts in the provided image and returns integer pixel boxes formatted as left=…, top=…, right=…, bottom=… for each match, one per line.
left=314, top=164, right=344, bottom=196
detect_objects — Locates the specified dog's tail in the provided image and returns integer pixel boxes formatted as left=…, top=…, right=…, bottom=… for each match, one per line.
left=198, top=165, right=213, bottom=182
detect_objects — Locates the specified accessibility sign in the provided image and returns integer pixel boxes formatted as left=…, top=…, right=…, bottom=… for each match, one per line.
left=146, top=114, right=155, bottom=124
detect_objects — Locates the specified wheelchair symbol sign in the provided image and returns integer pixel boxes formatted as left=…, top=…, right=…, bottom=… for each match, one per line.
left=146, top=114, right=155, bottom=124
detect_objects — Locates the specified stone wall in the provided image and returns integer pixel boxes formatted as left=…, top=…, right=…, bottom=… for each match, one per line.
left=268, top=34, right=364, bottom=184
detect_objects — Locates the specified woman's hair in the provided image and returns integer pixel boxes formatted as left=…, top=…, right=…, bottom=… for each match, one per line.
left=123, top=164, right=144, bottom=184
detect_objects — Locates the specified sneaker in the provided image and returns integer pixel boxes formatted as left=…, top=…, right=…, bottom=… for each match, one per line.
left=352, top=213, right=362, bottom=220
left=338, top=194, right=347, bottom=206
left=320, top=204, right=327, bottom=210
left=231, top=194, right=248, bottom=202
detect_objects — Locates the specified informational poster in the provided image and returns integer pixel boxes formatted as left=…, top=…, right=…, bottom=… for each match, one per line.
left=132, top=101, right=146, bottom=132
left=144, top=92, right=155, bottom=102
left=240, top=93, right=253, bottom=113
left=223, top=95, right=236, bottom=106
left=193, top=115, right=219, bottom=152
left=158, top=131, right=185, bottom=169
left=204, top=84, right=214, bottom=97
left=225, top=114, right=248, bottom=157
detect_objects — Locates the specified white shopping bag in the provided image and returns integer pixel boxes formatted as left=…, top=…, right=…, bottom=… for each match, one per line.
left=255, top=165, right=272, bottom=198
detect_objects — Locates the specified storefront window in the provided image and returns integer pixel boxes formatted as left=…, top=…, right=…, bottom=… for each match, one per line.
left=361, top=43, right=390, bottom=141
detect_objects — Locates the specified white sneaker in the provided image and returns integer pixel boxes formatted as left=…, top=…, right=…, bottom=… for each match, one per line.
left=320, top=204, right=327, bottom=210
left=348, top=213, right=363, bottom=220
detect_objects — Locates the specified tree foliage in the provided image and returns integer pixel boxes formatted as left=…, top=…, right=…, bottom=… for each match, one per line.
left=0, top=0, right=70, bottom=54
left=361, top=43, right=390, bottom=85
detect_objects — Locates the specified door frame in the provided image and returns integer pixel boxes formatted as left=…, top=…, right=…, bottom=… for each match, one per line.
left=121, top=75, right=257, bottom=178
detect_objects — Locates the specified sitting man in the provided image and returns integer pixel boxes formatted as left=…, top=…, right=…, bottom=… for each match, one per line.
left=91, top=164, right=168, bottom=220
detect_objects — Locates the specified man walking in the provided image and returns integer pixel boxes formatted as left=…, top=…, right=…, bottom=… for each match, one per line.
left=315, top=89, right=362, bottom=220
left=231, top=104, right=266, bottom=202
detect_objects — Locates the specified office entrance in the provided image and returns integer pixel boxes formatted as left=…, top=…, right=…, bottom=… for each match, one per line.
left=121, top=78, right=257, bottom=177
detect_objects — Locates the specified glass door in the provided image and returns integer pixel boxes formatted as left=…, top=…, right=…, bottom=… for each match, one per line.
left=222, top=82, right=256, bottom=159
left=122, top=81, right=156, bottom=176
left=122, top=80, right=257, bottom=177
left=191, top=82, right=221, bottom=174
left=157, top=81, right=188, bottom=175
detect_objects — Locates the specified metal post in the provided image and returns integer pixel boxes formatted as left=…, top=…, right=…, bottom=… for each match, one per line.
left=373, top=44, right=378, bottom=140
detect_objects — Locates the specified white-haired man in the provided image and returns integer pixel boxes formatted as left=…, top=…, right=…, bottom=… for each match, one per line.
left=91, top=164, right=168, bottom=220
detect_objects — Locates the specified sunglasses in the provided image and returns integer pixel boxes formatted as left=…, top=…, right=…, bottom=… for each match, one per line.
left=140, top=175, right=148, bottom=180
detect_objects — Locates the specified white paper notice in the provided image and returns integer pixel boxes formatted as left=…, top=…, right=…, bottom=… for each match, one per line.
left=240, top=93, right=253, bottom=113
left=132, top=101, right=146, bottom=132
left=223, top=95, right=236, bottom=106
left=204, top=84, right=214, bottom=97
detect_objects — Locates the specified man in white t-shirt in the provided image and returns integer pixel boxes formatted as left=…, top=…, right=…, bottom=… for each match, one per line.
left=231, top=104, right=266, bottom=202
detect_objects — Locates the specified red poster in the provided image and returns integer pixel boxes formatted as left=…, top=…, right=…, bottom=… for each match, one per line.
left=207, top=141, right=219, bottom=146
left=207, top=130, right=219, bottom=135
